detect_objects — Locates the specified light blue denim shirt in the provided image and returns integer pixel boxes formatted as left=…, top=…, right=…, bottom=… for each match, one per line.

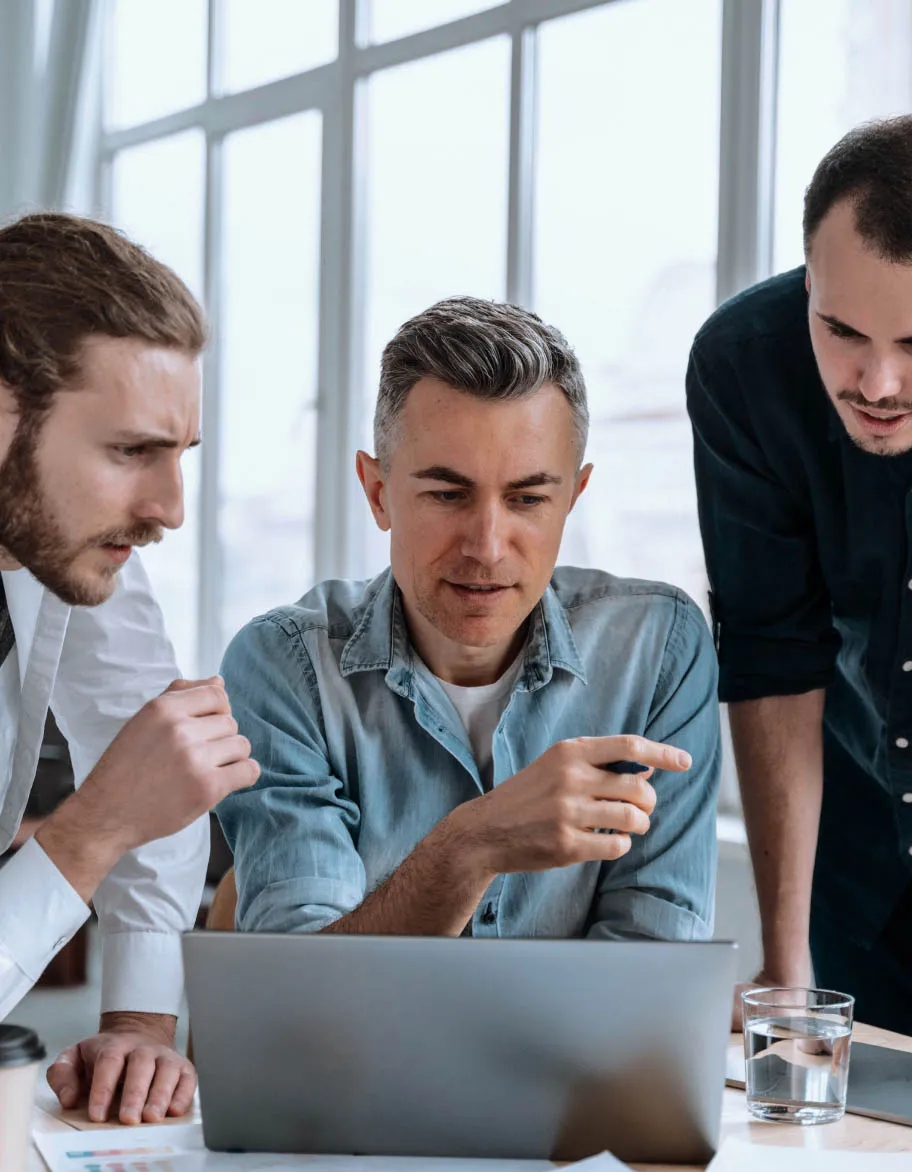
left=218, top=567, right=720, bottom=941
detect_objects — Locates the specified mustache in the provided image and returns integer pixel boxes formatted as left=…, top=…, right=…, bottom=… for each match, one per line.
left=94, top=523, right=164, bottom=548
left=444, top=565, right=513, bottom=584
left=837, top=389, right=912, bottom=413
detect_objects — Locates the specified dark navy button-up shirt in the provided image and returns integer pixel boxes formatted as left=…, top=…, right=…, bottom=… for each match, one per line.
left=687, top=266, right=912, bottom=946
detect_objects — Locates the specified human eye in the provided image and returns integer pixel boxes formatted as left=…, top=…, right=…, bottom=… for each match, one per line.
left=111, top=443, right=150, bottom=460
left=512, top=494, right=547, bottom=508
left=825, top=320, right=862, bottom=342
left=429, top=490, right=466, bottom=503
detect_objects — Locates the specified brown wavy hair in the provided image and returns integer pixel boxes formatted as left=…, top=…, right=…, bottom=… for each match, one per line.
left=0, top=212, right=207, bottom=418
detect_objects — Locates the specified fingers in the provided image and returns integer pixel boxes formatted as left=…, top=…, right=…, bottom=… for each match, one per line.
left=162, top=679, right=221, bottom=693
left=587, top=768, right=657, bottom=815
left=208, top=734, right=256, bottom=769
left=46, top=1045, right=84, bottom=1111
left=141, top=1055, right=194, bottom=1123
left=583, top=797, right=651, bottom=836
left=164, top=675, right=223, bottom=694
left=117, top=1048, right=158, bottom=1125
left=88, top=1045, right=127, bottom=1123
left=167, top=1066, right=198, bottom=1117
left=161, top=679, right=231, bottom=718
left=216, top=756, right=261, bottom=792
left=574, top=827, right=633, bottom=862
left=189, top=712, right=241, bottom=743
left=575, top=735, right=692, bottom=774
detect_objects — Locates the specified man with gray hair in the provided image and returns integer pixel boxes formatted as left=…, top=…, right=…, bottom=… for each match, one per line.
left=217, top=297, right=720, bottom=943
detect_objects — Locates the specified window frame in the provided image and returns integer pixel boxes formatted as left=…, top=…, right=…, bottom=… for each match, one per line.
left=96, top=0, right=780, bottom=677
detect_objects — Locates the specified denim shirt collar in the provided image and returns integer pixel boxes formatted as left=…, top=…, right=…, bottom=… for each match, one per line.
left=339, top=569, right=587, bottom=697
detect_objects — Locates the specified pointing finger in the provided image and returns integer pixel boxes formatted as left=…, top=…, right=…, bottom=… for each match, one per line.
left=578, top=735, right=692, bottom=773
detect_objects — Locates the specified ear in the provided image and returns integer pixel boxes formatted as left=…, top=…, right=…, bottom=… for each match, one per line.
left=569, top=462, right=593, bottom=511
left=0, top=380, right=21, bottom=457
left=805, top=269, right=811, bottom=294
left=0, top=379, right=18, bottom=419
left=356, top=450, right=391, bottom=532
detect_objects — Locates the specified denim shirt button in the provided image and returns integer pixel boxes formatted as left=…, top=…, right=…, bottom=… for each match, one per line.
left=481, top=902, right=496, bottom=925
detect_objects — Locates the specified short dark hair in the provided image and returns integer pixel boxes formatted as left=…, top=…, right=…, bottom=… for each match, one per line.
left=804, top=116, right=912, bottom=259
left=375, top=296, right=588, bottom=467
left=0, top=212, right=207, bottom=417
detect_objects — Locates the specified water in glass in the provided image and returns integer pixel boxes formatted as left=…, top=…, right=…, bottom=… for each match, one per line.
left=745, top=1014, right=852, bottom=1123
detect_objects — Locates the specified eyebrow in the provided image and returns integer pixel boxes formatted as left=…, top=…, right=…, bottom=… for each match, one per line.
left=411, top=465, right=563, bottom=490
left=112, top=430, right=202, bottom=450
left=818, top=312, right=912, bottom=346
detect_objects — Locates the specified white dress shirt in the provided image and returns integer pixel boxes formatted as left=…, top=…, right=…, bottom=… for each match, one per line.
left=0, top=553, right=208, bottom=1021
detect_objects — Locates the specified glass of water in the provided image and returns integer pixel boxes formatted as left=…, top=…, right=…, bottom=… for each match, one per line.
left=741, top=987, right=854, bottom=1124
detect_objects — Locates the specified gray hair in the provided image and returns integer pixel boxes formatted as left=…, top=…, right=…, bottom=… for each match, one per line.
left=374, top=296, right=589, bottom=468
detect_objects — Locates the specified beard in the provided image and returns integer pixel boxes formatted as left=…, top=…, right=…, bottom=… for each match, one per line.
left=835, top=388, right=912, bottom=456
left=0, top=412, right=162, bottom=607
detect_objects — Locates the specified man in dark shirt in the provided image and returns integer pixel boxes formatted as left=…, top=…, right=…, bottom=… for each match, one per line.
left=687, top=116, right=912, bottom=1034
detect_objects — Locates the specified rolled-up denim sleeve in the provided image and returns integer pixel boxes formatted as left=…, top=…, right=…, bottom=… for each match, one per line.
left=218, top=616, right=365, bottom=933
left=587, top=596, right=721, bottom=942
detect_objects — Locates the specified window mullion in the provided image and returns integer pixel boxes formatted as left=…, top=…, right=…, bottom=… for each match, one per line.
left=314, top=0, right=368, bottom=582
left=197, top=131, right=225, bottom=675
left=716, top=0, right=780, bottom=305
left=506, top=23, right=538, bottom=307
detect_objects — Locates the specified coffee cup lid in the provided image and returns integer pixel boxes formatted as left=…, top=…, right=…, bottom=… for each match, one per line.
left=0, top=1024, right=45, bottom=1066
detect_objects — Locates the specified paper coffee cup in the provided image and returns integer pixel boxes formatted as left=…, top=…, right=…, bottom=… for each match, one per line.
left=0, top=1024, right=46, bottom=1172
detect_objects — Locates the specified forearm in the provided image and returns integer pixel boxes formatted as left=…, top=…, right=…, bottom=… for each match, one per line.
left=321, top=809, right=494, bottom=937
left=729, top=689, right=825, bottom=981
left=36, top=787, right=128, bottom=905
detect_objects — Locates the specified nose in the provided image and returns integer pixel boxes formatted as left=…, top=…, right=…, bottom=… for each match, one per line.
left=460, top=499, right=507, bottom=566
left=858, top=354, right=905, bottom=404
left=136, top=461, right=185, bottom=531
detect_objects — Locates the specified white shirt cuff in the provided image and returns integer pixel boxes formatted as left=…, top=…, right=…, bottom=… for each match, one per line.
left=100, top=928, right=185, bottom=1016
left=0, top=837, right=89, bottom=981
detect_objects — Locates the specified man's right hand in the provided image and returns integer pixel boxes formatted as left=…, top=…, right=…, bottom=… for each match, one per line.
left=448, top=734, right=692, bottom=881
left=319, top=732, right=693, bottom=939
left=731, top=962, right=813, bottom=1032
left=37, top=677, right=259, bottom=903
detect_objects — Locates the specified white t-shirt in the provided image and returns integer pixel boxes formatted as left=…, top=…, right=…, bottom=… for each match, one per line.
left=437, top=653, right=524, bottom=789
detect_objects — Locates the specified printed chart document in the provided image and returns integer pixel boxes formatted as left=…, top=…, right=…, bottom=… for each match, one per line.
left=707, top=1137, right=912, bottom=1170
left=33, top=1122, right=634, bottom=1172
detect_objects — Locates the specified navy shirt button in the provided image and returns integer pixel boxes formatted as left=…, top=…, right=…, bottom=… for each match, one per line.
left=904, top=794, right=912, bottom=804
left=897, top=738, right=910, bottom=749
left=904, top=662, right=912, bottom=672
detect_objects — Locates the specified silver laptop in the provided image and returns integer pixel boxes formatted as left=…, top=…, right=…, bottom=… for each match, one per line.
left=183, top=933, right=736, bottom=1165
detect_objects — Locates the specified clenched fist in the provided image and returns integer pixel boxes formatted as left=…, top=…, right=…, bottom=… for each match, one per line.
left=37, top=676, right=259, bottom=902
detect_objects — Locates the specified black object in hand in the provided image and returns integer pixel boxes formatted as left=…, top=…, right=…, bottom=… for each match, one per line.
left=601, top=760, right=650, bottom=774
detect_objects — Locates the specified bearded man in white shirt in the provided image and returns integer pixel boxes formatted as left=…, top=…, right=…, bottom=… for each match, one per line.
left=0, top=214, right=258, bottom=1122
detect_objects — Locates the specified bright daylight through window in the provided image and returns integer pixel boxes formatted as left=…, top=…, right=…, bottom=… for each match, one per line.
left=101, top=0, right=912, bottom=695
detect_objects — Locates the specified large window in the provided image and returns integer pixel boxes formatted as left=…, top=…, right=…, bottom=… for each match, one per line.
left=101, top=0, right=846, bottom=686
left=535, top=0, right=721, bottom=608
left=109, top=130, right=205, bottom=674
left=774, top=0, right=912, bottom=272
left=361, top=35, right=511, bottom=573
left=219, top=112, right=323, bottom=642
